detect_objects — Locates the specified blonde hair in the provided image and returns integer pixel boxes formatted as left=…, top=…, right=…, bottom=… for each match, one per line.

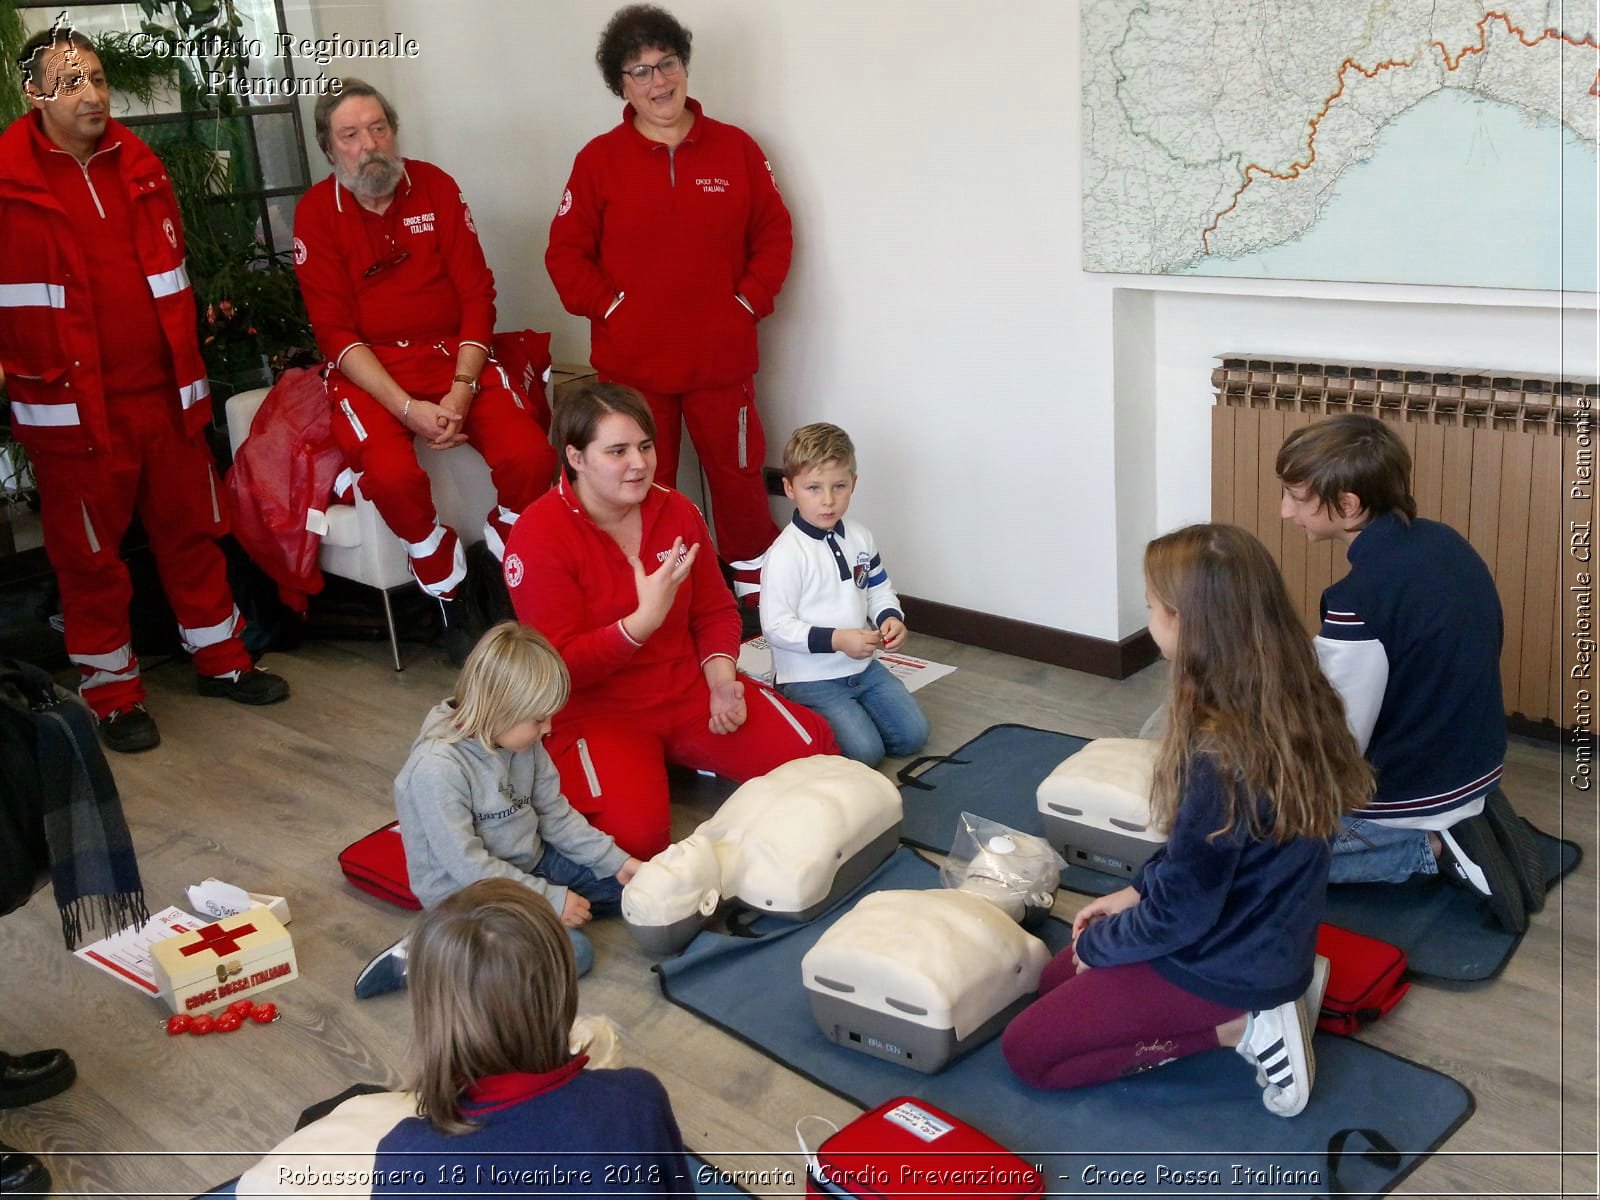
left=408, top=879, right=578, bottom=1134
left=441, top=622, right=569, bottom=746
left=782, top=422, right=857, bottom=479
left=1144, top=524, right=1372, bottom=842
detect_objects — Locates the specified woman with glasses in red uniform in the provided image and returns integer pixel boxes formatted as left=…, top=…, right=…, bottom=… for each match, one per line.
left=546, top=5, right=791, bottom=614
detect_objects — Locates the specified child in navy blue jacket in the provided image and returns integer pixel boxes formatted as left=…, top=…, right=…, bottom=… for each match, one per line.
left=1003, top=525, right=1371, bottom=1117
left=236, top=878, right=693, bottom=1196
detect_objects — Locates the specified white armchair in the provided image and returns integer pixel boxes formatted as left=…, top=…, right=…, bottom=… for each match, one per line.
left=225, top=386, right=498, bottom=671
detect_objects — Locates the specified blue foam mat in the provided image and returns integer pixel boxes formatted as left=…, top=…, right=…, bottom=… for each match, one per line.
left=898, top=723, right=1581, bottom=982
left=658, top=848, right=1473, bottom=1200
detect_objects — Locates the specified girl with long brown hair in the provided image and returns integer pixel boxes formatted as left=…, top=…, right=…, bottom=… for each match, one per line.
left=1003, top=524, right=1371, bottom=1117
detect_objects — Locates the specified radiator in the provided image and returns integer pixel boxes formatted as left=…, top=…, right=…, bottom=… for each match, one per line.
left=1211, top=357, right=1597, bottom=729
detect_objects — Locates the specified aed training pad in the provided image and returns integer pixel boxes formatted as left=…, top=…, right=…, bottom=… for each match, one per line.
left=897, top=724, right=1089, bottom=848
left=658, top=847, right=1473, bottom=1200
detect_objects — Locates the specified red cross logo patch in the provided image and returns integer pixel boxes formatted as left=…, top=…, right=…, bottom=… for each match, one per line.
left=179, top=920, right=258, bottom=958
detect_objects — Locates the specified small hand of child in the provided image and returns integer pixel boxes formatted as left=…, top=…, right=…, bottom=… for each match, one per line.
left=833, top=627, right=882, bottom=660
left=561, top=891, right=592, bottom=927
left=615, top=857, right=644, bottom=886
left=878, top=616, right=908, bottom=652
left=1070, top=885, right=1140, bottom=939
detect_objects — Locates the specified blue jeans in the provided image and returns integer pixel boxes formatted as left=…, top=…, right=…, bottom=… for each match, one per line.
left=534, top=844, right=625, bottom=977
left=778, top=660, right=929, bottom=766
left=1329, top=816, right=1436, bottom=884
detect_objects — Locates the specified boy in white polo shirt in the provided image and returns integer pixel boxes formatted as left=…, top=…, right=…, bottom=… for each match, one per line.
left=759, top=424, right=929, bottom=766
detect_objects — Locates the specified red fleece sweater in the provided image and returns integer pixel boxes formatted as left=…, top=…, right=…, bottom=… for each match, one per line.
left=294, top=159, right=495, bottom=366
left=545, top=99, right=791, bottom=393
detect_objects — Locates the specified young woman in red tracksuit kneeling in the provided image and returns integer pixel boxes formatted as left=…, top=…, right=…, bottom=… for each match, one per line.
left=502, top=383, right=837, bottom=859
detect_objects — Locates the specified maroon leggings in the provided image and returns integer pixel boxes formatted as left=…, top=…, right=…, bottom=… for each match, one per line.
left=1001, top=945, right=1245, bottom=1090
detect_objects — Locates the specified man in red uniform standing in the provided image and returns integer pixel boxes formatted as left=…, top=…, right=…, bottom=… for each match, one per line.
left=0, top=27, right=289, bottom=753
left=294, top=80, right=555, bottom=659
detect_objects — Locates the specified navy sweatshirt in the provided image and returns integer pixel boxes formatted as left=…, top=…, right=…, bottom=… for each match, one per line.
left=1073, top=754, right=1327, bottom=1011
left=374, top=1064, right=693, bottom=1197
left=1316, top=513, right=1505, bottom=822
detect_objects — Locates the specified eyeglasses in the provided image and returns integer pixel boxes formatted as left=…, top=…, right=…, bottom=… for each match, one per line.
left=622, top=55, right=684, bottom=84
left=365, top=248, right=410, bottom=278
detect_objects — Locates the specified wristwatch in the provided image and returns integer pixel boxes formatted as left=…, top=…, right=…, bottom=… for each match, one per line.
left=452, top=373, right=479, bottom=395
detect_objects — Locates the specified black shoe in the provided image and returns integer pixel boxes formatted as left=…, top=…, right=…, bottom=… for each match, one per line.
left=1483, top=789, right=1546, bottom=914
left=99, top=704, right=161, bottom=753
left=0, top=1048, right=76, bottom=1108
left=196, top=666, right=290, bottom=705
left=0, top=1146, right=51, bottom=1195
left=1440, top=815, right=1527, bottom=933
left=739, top=598, right=762, bottom=642
left=439, top=598, right=475, bottom=668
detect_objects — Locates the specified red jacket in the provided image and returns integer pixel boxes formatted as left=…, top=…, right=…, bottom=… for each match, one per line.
left=224, top=367, right=346, bottom=612
left=0, top=114, right=211, bottom=456
left=545, top=99, right=792, bottom=393
left=503, top=475, right=741, bottom=724
left=293, top=159, right=496, bottom=369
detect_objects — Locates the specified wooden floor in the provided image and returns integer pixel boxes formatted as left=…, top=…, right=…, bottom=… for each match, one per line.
left=0, top=632, right=1592, bottom=1198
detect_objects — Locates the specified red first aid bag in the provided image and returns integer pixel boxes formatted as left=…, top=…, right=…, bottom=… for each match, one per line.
left=1314, top=922, right=1410, bottom=1035
left=803, top=1097, right=1044, bottom=1199
left=337, top=822, right=420, bottom=910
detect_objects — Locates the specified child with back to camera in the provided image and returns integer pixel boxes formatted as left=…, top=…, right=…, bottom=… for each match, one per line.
left=355, top=622, right=642, bottom=997
left=236, top=878, right=692, bottom=1197
left=1277, top=414, right=1544, bottom=933
left=759, top=422, right=930, bottom=766
left=1002, top=524, right=1371, bottom=1117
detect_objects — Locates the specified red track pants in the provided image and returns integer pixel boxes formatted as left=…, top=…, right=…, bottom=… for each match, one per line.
left=329, top=343, right=556, bottom=596
left=607, top=376, right=780, bottom=593
left=34, top=390, right=251, bottom=717
left=544, top=677, right=839, bottom=859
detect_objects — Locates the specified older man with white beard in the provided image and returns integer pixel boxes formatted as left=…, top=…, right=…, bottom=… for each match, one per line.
left=293, top=80, right=555, bottom=656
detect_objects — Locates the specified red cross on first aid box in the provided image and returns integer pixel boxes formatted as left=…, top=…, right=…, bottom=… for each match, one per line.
left=150, top=907, right=298, bottom=1015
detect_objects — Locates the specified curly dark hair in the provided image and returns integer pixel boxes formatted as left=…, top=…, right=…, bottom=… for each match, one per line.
left=596, top=5, right=691, bottom=97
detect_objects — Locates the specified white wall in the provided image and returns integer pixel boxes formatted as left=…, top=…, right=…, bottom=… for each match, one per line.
left=293, top=0, right=1598, bottom=645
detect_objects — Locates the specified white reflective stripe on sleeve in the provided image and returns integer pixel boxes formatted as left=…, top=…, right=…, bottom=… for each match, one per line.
left=180, top=607, right=243, bottom=653
left=406, top=523, right=448, bottom=558
left=332, top=341, right=367, bottom=370
left=758, top=687, right=813, bottom=745
left=0, top=282, right=66, bottom=308
left=333, top=467, right=358, bottom=500
left=146, top=262, right=191, bottom=299
left=178, top=377, right=210, bottom=410
left=305, top=507, right=329, bottom=536
left=10, top=401, right=80, bottom=427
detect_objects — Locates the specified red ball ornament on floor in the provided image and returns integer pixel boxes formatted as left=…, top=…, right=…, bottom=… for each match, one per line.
left=215, top=1012, right=245, bottom=1033
left=249, top=1002, right=277, bottom=1024
left=227, top=999, right=254, bottom=1017
left=189, top=1014, right=216, bottom=1036
left=165, top=1014, right=192, bottom=1036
